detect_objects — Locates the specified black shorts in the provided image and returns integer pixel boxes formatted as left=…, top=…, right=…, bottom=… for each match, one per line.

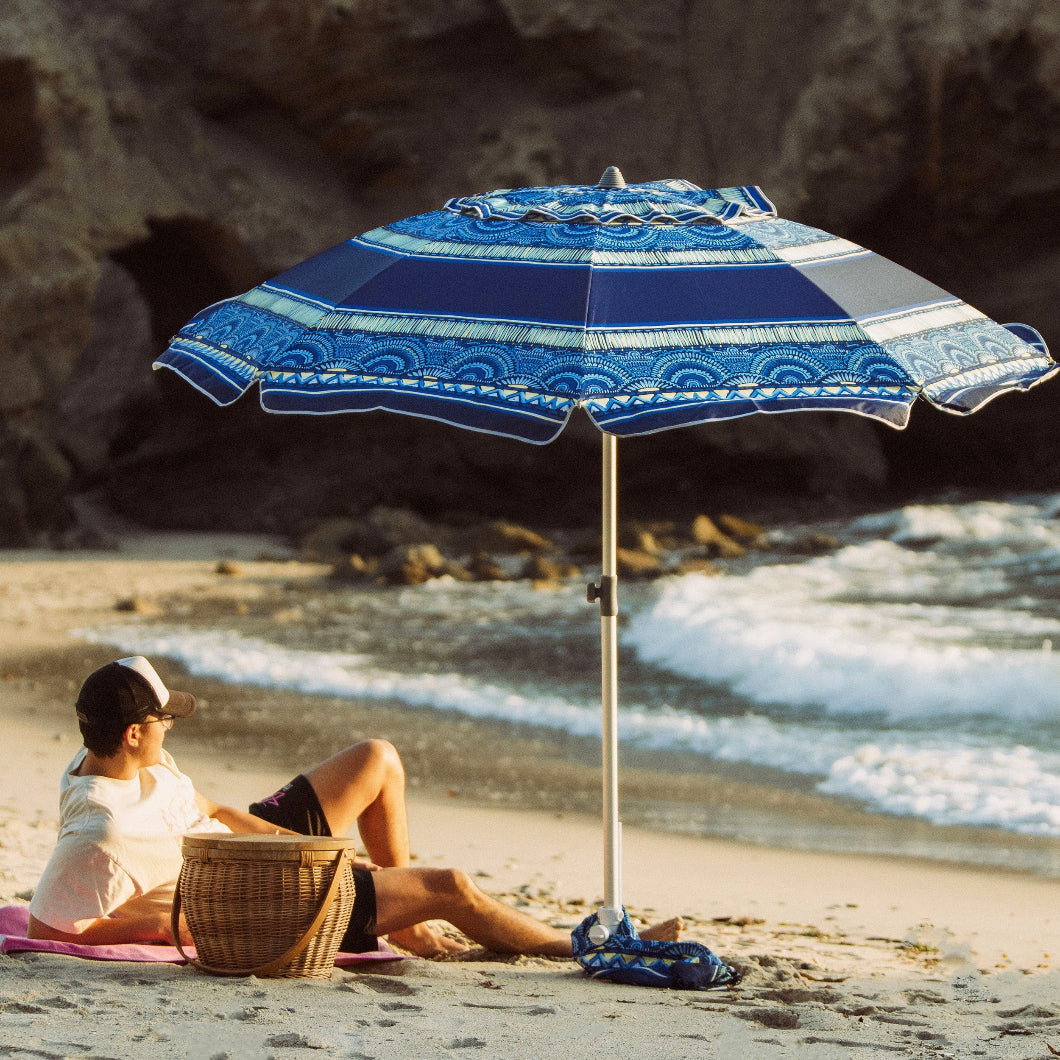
left=249, top=774, right=378, bottom=953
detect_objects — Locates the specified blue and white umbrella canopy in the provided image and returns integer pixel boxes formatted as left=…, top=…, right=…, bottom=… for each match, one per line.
left=155, top=173, right=1055, bottom=442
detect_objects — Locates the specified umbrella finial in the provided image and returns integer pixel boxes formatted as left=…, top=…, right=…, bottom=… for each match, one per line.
left=597, top=166, right=627, bottom=190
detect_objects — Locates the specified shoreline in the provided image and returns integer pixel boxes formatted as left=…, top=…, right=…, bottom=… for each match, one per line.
left=4, top=535, right=1060, bottom=1058
left=44, top=524, right=1060, bottom=875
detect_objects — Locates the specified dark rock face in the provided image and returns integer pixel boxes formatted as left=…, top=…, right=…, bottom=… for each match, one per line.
left=1, top=0, right=1059, bottom=543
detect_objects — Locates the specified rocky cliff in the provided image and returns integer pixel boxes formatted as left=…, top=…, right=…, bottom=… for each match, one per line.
left=2, top=0, right=1058, bottom=544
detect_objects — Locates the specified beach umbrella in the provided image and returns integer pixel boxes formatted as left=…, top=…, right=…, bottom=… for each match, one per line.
left=154, top=167, right=1056, bottom=942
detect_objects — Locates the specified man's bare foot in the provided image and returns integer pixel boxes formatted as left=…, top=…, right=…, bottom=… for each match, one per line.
left=639, top=916, right=684, bottom=943
left=387, top=923, right=470, bottom=958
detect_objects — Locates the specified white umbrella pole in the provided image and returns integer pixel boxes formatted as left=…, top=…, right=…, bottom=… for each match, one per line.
left=588, top=431, right=623, bottom=941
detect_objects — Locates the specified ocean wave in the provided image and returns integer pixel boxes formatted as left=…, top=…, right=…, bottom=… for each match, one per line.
left=821, top=742, right=1060, bottom=836
left=75, top=493, right=1060, bottom=838
left=624, top=543, right=1060, bottom=721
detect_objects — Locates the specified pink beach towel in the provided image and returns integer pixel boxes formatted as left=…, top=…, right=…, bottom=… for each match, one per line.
left=0, top=905, right=403, bottom=966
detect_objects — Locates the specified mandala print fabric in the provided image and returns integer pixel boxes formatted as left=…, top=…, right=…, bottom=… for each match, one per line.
left=571, top=910, right=741, bottom=990
left=156, top=179, right=1054, bottom=442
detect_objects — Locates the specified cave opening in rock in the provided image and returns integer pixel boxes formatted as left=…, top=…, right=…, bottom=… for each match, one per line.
left=106, top=216, right=273, bottom=461
left=112, top=216, right=268, bottom=352
left=0, top=56, right=45, bottom=200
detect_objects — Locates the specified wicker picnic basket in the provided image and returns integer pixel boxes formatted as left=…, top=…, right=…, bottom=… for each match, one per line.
left=172, top=833, right=358, bottom=978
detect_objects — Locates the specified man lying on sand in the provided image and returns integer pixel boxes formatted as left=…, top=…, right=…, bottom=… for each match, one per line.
left=28, top=657, right=680, bottom=958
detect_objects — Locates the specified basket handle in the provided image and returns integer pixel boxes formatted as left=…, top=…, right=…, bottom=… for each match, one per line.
left=171, top=848, right=351, bottom=977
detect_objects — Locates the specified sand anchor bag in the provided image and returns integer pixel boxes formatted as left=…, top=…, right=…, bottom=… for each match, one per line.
left=172, top=833, right=358, bottom=978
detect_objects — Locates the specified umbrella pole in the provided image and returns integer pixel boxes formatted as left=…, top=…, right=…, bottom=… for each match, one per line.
left=588, top=431, right=623, bottom=941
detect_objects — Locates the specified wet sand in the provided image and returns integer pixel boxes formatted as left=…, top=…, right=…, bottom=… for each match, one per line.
left=3, top=535, right=1060, bottom=1058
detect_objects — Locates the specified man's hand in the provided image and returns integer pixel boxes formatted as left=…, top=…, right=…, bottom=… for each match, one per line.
left=160, top=908, right=194, bottom=948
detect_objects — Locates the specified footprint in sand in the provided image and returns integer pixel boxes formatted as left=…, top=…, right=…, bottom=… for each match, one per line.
left=346, top=974, right=420, bottom=996
left=733, top=1007, right=800, bottom=1029
left=989, top=1003, right=1060, bottom=1038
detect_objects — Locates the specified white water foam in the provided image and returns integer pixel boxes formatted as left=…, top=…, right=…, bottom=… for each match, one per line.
left=848, top=497, right=1060, bottom=550
left=821, top=743, right=1060, bottom=836
left=619, top=495, right=1060, bottom=833
left=81, top=621, right=1060, bottom=835
left=624, top=540, right=1060, bottom=720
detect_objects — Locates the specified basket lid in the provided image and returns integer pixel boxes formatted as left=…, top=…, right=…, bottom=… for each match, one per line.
left=182, top=832, right=358, bottom=854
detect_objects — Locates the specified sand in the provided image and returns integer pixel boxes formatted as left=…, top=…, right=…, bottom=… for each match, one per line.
left=2, top=535, right=1060, bottom=1059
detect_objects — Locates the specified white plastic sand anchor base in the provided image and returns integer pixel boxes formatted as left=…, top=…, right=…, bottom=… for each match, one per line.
left=588, top=906, right=624, bottom=945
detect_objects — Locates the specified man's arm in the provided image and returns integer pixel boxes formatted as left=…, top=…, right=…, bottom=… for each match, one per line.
left=193, top=791, right=298, bottom=834
left=193, top=792, right=378, bottom=869
left=27, top=909, right=189, bottom=947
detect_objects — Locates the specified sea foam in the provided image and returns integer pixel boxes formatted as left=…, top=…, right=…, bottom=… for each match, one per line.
left=624, top=541, right=1060, bottom=721
left=821, top=742, right=1060, bottom=835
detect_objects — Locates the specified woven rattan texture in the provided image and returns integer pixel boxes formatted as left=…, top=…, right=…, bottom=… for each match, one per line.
left=179, top=848, right=356, bottom=978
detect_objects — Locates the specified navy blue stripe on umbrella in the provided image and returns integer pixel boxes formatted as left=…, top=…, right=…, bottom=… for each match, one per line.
left=155, top=169, right=1056, bottom=945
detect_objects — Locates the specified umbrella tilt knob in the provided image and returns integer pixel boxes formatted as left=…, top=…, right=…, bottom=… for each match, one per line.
left=587, top=923, right=611, bottom=945
left=587, top=576, right=618, bottom=617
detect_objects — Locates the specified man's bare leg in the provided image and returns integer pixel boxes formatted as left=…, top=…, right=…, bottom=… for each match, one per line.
left=303, top=740, right=410, bottom=864
left=373, top=867, right=573, bottom=956
left=374, top=868, right=683, bottom=956
left=303, top=743, right=682, bottom=956
left=303, top=740, right=460, bottom=954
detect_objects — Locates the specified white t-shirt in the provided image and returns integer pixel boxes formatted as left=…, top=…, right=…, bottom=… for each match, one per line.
left=29, top=747, right=230, bottom=933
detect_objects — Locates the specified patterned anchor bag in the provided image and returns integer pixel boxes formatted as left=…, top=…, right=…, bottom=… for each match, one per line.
left=572, top=910, right=741, bottom=990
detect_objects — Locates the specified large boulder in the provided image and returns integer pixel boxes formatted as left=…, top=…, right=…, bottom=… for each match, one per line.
left=301, top=506, right=442, bottom=562
left=376, top=543, right=456, bottom=586
left=465, top=520, right=553, bottom=555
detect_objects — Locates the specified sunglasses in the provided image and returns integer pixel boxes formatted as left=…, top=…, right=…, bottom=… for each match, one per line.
left=141, top=714, right=176, bottom=730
